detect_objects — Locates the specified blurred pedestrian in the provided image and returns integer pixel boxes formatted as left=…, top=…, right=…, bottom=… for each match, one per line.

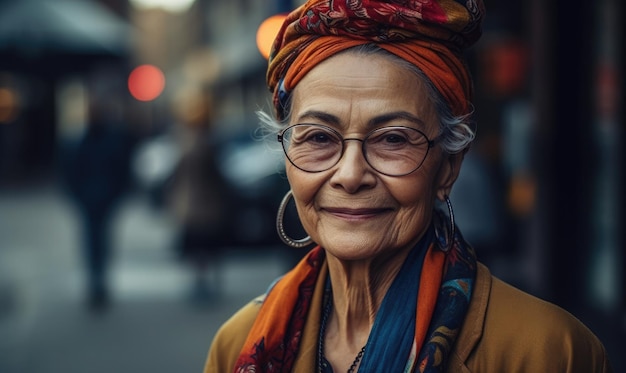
left=61, top=84, right=135, bottom=312
left=165, top=85, right=231, bottom=303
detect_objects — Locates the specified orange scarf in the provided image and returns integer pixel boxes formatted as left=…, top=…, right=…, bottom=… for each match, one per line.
left=233, top=207, right=478, bottom=372
left=234, top=244, right=446, bottom=372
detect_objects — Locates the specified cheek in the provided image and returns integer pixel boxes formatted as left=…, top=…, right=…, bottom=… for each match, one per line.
left=389, top=169, right=440, bottom=225
left=393, top=167, right=438, bottom=203
left=286, top=164, right=315, bottom=201
left=286, top=165, right=323, bottom=228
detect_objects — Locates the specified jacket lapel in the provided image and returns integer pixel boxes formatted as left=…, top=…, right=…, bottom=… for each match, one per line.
left=446, top=263, right=492, bottom=372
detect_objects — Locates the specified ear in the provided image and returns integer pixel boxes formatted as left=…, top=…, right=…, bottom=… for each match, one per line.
left=435, top=150, right=466, bottom=201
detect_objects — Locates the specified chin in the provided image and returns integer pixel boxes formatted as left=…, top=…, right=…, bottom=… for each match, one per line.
left=318, top=234, right=390, bottom=261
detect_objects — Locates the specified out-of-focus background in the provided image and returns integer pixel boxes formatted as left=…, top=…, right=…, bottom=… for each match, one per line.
left=0, top=0, right=623, bottom=372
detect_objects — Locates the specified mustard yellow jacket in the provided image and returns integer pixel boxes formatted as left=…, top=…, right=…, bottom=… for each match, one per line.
left=204, top=263, right=613, bottom=372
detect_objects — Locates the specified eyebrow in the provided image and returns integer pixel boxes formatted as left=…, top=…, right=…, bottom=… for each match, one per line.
left=296, top=110, right=427, bottom=129
left=296, top=110, right=340, bottom=126
left=368, top=111, right=427, bottom=128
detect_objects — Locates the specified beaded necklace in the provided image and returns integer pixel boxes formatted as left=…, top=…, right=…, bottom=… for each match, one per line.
left=318, top=297, right=366, bottom=373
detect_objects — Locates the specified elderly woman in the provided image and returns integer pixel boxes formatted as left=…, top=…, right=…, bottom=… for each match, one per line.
left=204, top=1, right=612, bottom=372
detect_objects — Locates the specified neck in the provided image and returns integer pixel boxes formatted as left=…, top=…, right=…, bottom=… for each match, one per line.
left=323, top=248, right=411, bottom=362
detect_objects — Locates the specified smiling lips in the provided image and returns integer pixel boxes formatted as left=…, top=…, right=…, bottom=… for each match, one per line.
left=323, top=207, right=391, bottom=220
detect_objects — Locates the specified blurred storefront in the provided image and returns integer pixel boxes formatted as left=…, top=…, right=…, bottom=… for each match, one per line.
left=468, top=0, right=624, bottom=367
left=0, top=0, right=132, bottom=182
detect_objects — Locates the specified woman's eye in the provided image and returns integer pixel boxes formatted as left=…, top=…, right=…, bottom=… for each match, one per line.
left=310, top=132, right=328, bottom=142
left=373, top=130, right=410, bottom=145
left=383, top=133, right=408, bottom=143
left=306, top=131, right=335, bottom=144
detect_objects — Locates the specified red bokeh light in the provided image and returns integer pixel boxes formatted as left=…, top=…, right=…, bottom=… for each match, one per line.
left=128, top=64, right=166, bottom=101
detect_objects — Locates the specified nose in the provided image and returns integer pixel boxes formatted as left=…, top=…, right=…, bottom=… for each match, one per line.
left=329, top=140, right=376, bottom=192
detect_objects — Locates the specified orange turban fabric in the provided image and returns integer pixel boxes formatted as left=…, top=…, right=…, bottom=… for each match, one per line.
left=267, top=0, right=485, bottom=119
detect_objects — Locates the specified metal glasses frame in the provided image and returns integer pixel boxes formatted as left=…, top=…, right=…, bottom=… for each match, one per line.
left=277, top=123, right=438, bottom=177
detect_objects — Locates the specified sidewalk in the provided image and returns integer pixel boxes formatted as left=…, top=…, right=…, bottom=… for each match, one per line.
left=0, top=184, right=290, bottom=373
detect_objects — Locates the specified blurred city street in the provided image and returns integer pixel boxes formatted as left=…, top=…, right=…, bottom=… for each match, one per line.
left=0, top=182, right=290, bottom=373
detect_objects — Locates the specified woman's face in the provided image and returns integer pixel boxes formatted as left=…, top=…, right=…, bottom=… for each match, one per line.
left=287, top=51, right=460, bottom=261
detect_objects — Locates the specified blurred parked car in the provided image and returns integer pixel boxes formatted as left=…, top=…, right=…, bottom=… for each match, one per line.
left=132, top=125, right=292, bottom=248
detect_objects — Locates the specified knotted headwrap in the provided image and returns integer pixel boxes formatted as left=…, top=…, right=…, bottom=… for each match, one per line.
left=267, top=0, right=485, bottom=119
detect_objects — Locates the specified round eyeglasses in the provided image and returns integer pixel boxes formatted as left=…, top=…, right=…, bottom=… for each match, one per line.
left=277, top=124, right=437, bottom=176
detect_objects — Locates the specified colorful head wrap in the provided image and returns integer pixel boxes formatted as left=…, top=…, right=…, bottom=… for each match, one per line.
left=267, top=0, right=485, bottom=119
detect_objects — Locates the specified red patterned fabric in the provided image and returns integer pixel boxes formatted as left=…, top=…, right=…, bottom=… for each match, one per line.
left=233, top=247, right=328, bottom=372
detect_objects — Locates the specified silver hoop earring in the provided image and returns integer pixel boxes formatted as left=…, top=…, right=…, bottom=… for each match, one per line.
left=434, top=195, right=456, bottom=252
left=276, top=190, right=313, bottom=248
